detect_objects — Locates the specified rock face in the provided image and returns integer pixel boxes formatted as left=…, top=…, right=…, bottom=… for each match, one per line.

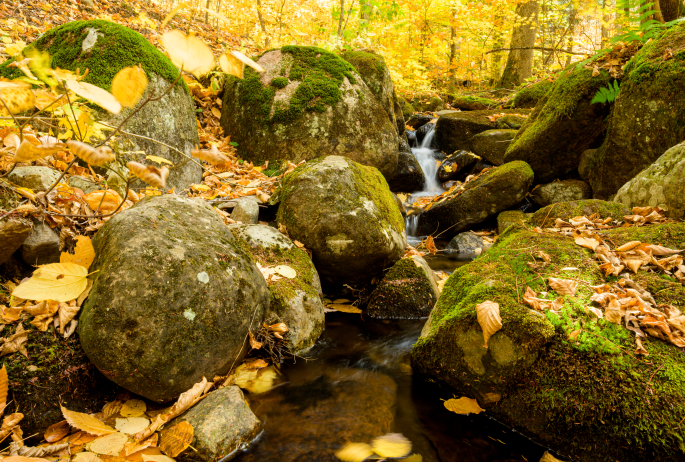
left=436, top=109, right=530, bottom=153
left=80, top=195, right=270, bottom=402
left=231, top=199, right=260, bottom=224
left=585, top=23, right=685, bottom=198
left=416, top=161, right=534, bottom=238
left=614, top=141, right=685, bottom=220
left=367, top=256, right=439, bottom=319
left=510, top=80, right=553, bottom=108
left=171, top=387, right=261, bottom=462
left=0, top=20, right=202, bottom=191
left=398, top=96, right=414, bottom=121
left=503, top=67, right=612, bottom=183
left=227, top=224, right=325, bottom=352
left=471, top=129, right=517, bottom=165
left=531, top=179, right=593, bottom=206
left=446, top=231, right=491, bottom=256
left=220, top=46, right=398, bottom=178
left=412, top=222, right=685, bottom=462
left=68, top=176, right=100, bottom=194
left=530, top=199, right=629, bottom=228
left=437, top=150, right=480, bottom=182
left=8, top=167, right=60, bottom=191
left=0, top=218, right=32, bottom=265
left=19, top=220, right=60, bottom=265
left=276, top=156, right=405, bottom=286
left=387, top=143, right=425, bottom=193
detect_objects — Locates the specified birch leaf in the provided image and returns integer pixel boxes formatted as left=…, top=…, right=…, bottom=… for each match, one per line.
left=159, top=421, right=193, bottom=457
left=548, top=277, right=577, bottom=296
left=120, top=399, right=147, bottom=418
left=44, top=420, right=70, bottom=443
left=476, top=300, right=502, bottom=348
left=160, top=30, right=215, bottom=78
left=371, top=433, right=411, bottom=458
left=111, top=66, right=148, bottom=108
left=334, top=443, right=374, bottom=462
left=115, top=417, right=150, bottom=435
left=89, top=432, right=128, bottom=456
left=61, top=405, right=117, bottom=436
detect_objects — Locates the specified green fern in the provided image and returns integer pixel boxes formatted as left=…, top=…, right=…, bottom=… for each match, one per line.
left=591, top=80, right=621, bottom=104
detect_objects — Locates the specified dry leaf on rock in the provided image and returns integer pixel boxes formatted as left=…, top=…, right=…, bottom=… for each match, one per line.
left=444, top=397, right=484, bottom=415
left=17, top=443, right=70, bottom=457
left=12, top=263, right=88, bottom=302
left=274, top=265, right=296, bottom=279
left=67, top=141, right=116, bottom=167
left=159, top=421, right=193, bottom=457
left=60, top=236, right=96, bottom=269
left=476, top=300, right=502, bottom=348
left=115, top=417, right=150, bottom=435
left=65, top=80, right=121, bottom=114
left=89, top=432, right=128, bottom=456
left=647, top=245, right=683, bottom=256
left=111, top=66, right=148, bottom=108
left=45, top=420, right=70, bottom=443
left=61, top=405, right=117, bottom=436
left=616, top=241, right=641, bottom=252
left=123, top=434, right=158, bottom=456
left=548, top=278, right=577, bottom=296
left=334, top=442, right=374, bottom=462
left=572, top=229, right=601, bottom=250
left=635, top=337, right=649, bottom=355
left=84, top=190, right=122, bottom=214
left=120, top=399, right=146, bottom=418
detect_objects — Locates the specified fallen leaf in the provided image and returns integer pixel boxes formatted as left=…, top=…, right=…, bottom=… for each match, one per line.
left=371, top=433, right=411, bottom=458
left=191, top=145, right=229, bottom=165
left=0, top=413, right=24, bottom=441
left=72, top=452, right=103, bottom=462
left=234, top=365, right=276, bottom=394
left=16, top=443, right=70, bottom=457
left=647, top=245, right=683, bottom=256
left=115, top=417, right=150, bottom=435
left=444, top=397, right=484, bottom=414
left=127, top=162, right=169, bottom=189
left=120, top=399, right=147, bottom=418
left=141, top=454, right=175, bottom=462
left=159, top=421, right=193, bottom=457
left=476, top=300, right=502, bottom=348
left=89, top=432, right=128, bottom=456
left=274, top=265, right=296, bottom=279
left=67, top=140, right=115, bottom=167
left=616, top=241, right=641, bottom=252
left=145, top=155, right=174, bottom=166
left=61, top=405, right=117, bottom=436
left=635, top=337, right=649, bottom=355
left=65, top=80, right=121, bottom=114
left=44, top=420, right=70, bottom=443
left=334, top=443, right=374, bottom=462
left=12, top=263, right=88, bottom=302
left=0, top=365, right=7, bottom=410
left=111, top=66, right=148, bottom=108
left=326, top=304, right=362, bottom=314
left=540, top=451, right=563, bottom=462
left=1, top=324, right=28, bottom=357
left=84, top=190, right=123, bottom=214
left=13, top=139, right=67, bottom=163
left=548, top=277, right=577, bottom=296
left=161, top=30, right=215, bottom=78
left=61, top=235, right=96, bottom=269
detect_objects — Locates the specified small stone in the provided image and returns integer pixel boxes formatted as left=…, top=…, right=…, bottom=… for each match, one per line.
left=19, top=220, right=60, bottom=266
left=446, top=231, right=490, bottom=256
left=8, top=167, right=61, bottom=191
left=0, top=218, right=32, bottom=265
left=231, top=199, right=259, bottom=224
left=531, top=180, right=593, bottom=207
left=68, top=176, right=101, bottom=194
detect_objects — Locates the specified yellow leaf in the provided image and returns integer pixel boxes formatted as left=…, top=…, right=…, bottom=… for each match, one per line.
left=443, top=164, right=453, bottom=173
left=65, top=80, right=121, bottom=114
left=334, top=443, right=374, bottom=462
left=160, top=2, right=187, bottom=28
left=371, top=433, right=411, bottom=458
left=84, top=190, right=123, bottom=214
left=115, top=417, right=150, bottom=435
left=444, top=397, right=484, bottom=414
left=0, top=81, right=35, bottom=115
left=120, top=399, right=147, bottom=418
left=13, top=139, right=67, bottom=163
left=141, top=455, right=175, bottom=462
left=476, top=300, right=501, bottom=348
left=547, top=277, right=577, bottom=296
left=326, top=304, right=362, bottom=313
left=61, top=405, right=117, bottom=436
left=540, top=451, right=564, bottom=462
left=44, top=420, right=70, bottom=443
left=72, top=452, right=103, bottom=462
left=0, top=365, right=7, bottom=411
left=111, top=66, right=148, bottom=108
left=274, top=265, right=296, bottom=278
left=190, top=184, right=211, bottom=192
left=67, top=140, right=115, bottom=167
left=12, top=263, right=88, bottom=302
left=61, top=235, right=96, bottom=269
left=159, top=421, right=193, bottom=457
left=229, top=51, right=265, bottom=73
left=219, top=53, right=243, bottom=79
left=2, top=457, right=51, bottom=462
left=145, top=155, right=174, bottom=166
left=127, top=161, right=169, bottom=189
left=160, top=30, right=215, bottom=78
left=234, top=364, right=276, bottom=394
left=89, top=432, right=128, bottom=456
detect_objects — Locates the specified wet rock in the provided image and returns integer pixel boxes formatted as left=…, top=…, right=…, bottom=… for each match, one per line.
left=8, top=166, right=60, bottom=191
left=406, top=114, right=433, bottom=130
left=405, top=129, right=417, bottom=146
left=171, top=387, right=261, bottom=462
left=497, top=210, right=528, bottom=234
left=495, top=114, right=527, bottom=130
left=530, top=199, right=630, bottom=228
left=531, top=180, right=593, bottom=207
left=68, top=176, right=100, bottom=194
left=276, top=156, right=405, bottom=286
left=79, top=195, right=270, bottom=402
left=0, top=218, right=32, bottom=265
left=415, top=121, right=436, bottom=145
left=577, top=148, right=597, bottom=181
left=614, top=140, right=685, bottom=220
left=468, top=158, right=495, bottom=176
left=19, top=220, right=60, bottom=266
left=416, top=161, right=534, bottom=239
left=510, top=80, right=553, bottom=108
left=470, top=129, right=517, bottom=165
left=367, top=256, right=439, bottom=319
left=387, top=140, right=425, bottom=193
left=435, top=109, right=530, bottom=153
left=231, top=199, right=260, bottom=224
left=0, top=21, right=202, bottom=191
left=446, top=231, right=491, bottom=256
left=228, top=224, right=325, bottom=352
left=220, top=46, right=398, bottom=179
left=450, top=96, right=498, bottom=111
left=437, top=150, right=480, bottom=182
left=585, top=22, right=685, bottom=198
left=503, top=67, right=612, bottom=184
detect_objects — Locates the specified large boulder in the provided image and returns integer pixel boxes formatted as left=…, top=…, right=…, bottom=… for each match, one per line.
left=412, top=222, right=685, bottom=462
left=387, top=142, right=425, bottom=193
left=435, top=109, right=530, bottom=153
left=0, top=20, right=202, bottom=191
left=614, top=140, right=685, bottom=220
left=228, top=224, right=325, bottom=352
left=416, top=161, right=534, bottom=238
left=80, top=195, right=270, bottom=402
left=220, top=46, right=398, bottom=178
left=503, top=67, right=612, bottom=183
left=585, top=22, right=685, bottom=198
left=275, top=156, right=405, bottom=286
left=510, top=79, right=554, bottom=108
left=450, top=95, right=499, bottom=111
left=470, top=129, right=517, bottom=165
left=530, top=179, right=592, bottom=206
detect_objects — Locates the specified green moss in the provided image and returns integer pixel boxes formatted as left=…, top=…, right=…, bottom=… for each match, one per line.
left=451, top=95, right=499, bottom=109
left=271, top=76, right=289, bottom=89
left=531, top=199, right=630, bottom=227
left=367, top=257, right=437, bottom=318
left=398, top=96, right=414, bottom=120
left=511, top=79, right=554, bottom=108
left=0, top=20, right=186, bottom=92
left=339, top=50, right=386, bottom=96
left=623, top=22, right=685, bottom=86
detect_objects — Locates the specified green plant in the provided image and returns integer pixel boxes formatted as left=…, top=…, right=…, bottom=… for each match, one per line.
left=591, top=80, right=621, bottom=104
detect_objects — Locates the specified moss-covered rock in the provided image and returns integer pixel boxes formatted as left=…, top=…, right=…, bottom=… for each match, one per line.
left=497, top=210, right=528, bottom=234
left=276, top=156, right=405, bottom=286
left=367, top=256, right=439, bottom=319
left=586, top=22, right=685, bottom=199
left=435, top=109, right=530, bottom=154
left=416, top=161, right=534, bottom=238
left=510, top=79, right=554, bottom=108
left=503, top=67, right=612, bottom=183
left=530, top=199, right=630, bottom=227
left=409, top=93, right=445, bottom=112
left=412, top=222, right=685, bottom=461
left=0, top=20, right=201, bottom=191
left=220, top=46, right=398, bottom=178
left=530, top=179, right=593, bottom=207
left=80, top=195, right=270, bottom=402
left=227, top=224, right=325, bottom=352
left=450, top=95, right=499, bottom=111
left=470, top=129, right=517, bottom=165
left=613, top=141, right=685, bottom=219
left=398, top=96, right=414, bottom=120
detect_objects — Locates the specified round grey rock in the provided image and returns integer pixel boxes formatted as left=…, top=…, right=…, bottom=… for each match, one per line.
left=9, top=167, right=61, bottom=191
left=471, top=129, right=517, bottom=165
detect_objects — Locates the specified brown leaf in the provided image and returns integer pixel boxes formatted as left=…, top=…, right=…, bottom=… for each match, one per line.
left=572, top=229, right=601, bottom=250
left=476, top=300, right=502, bottom=348
left=58, top=302, right=80, bottom=334
left=89, top=432, right=128, bottom=456
left=616, top=241, right=641, bottom=252
left=159, top=421, right=193, bottom=457
left=84, top=190, right=123, bottom=214
left=13, top=139, right=67, bottom=163
left=67, top=141, right=115, bottom=167
left=444, top=397, right=484, bottom=415
left=548, top=277, right=577, bottom=296
left=425, top=235, right=437, bottom=255
left=635, top=337, right=649, bottom=355
left=0, top=412, right=24, bottom=441
left=1, top=324, right=28, bottom=358
left=248, top=331, right=262, bottom=350
left=191, top=145, right=229, bottom=165
left=0, top=365, right=7, bottom=411
left=127, top=162, right=169, bottom=189
left=17, top=443, right=70, bottom=457
left=44, top=420, right=70, bottom=443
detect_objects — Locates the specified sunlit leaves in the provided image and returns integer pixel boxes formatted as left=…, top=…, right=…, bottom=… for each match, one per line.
left=159, top=421, right=193, bottom=457
left=12, top=263, right=88, bottom=303
left=111, top=66, right=148, bottom=108
left=444, top=397, right=484, bottom=414
left=13, top=139, right=67, bottom=163
left=0, top=79, right=35, bottom=115
left=84, top=190, right=123, bottom=214
left=60, top=235, right=96, bottom=269
left=65, top=80, right=121, bottom=114
left=60, top=405, right=117, bottom=436
left=160, top=30, right=215, bottom=78
left=191, top=144, right=230, bottom=164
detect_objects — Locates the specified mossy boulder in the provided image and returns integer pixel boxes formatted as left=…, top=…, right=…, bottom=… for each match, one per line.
left=410, top=93, right=445, bottom=112
left=80, top=195, right=270, bottom=402
left=530, top=199, right=629, bottom=227
left=412, top=222, right=685, bottom=461
left=585, top=22, right=685, bottom=199
left=435, top=109, right=530, bottom=154
left=470, top=129, right=517, bottom=165
left=450, top=95, right=499, bottom=111
left=220, top=46, right=399, bottom=179
left=530, top=179, right=593, bottom=206
left=614, top=140, right=685, bottom=220
left=503, top=67, right=612, bottom=183
left=227, top=223, right=325, bottom=352
left=416, top=161, right=534, bottom=238
left=387, top=141, right=425, bottom=193
left=367, top=256, right=439, bottom=319
left=0, top=20, right=201, bottom=191
left=497, top=210, right=528, bottom=234
left=398, top=96, right=414, bottom=121
left=510, top=79, right=554, bottom=108
left=275, top=156, right=405, bottom=286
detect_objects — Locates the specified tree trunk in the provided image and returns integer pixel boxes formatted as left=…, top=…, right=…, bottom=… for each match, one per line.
left=448, top=6, right=457, bottom=92
left=338, top=0, right=345, bottom=36
left=660, top=0, right=683, bottom=21
left=256, top=0, right=270, bottom=48
left=564, top=8, right=577, bottom=67
left=601, top=0, right=610, bottom=47
left=499, top=0, right=539, bottom=88
left=490, top=14, right=506, bottom=83
left=205, top=0, right=211, bottom=23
